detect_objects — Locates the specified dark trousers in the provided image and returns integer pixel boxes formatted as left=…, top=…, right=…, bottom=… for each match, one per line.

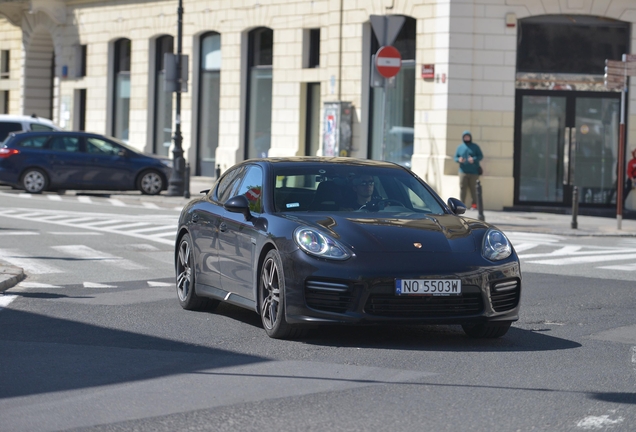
left=459, top=173, right=479, bottom=206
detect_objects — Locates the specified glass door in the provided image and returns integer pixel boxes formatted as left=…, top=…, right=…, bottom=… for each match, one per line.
left=514, top=90, right=621, bottom=207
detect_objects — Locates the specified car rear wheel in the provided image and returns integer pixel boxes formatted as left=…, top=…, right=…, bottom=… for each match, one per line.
left=462, top=321, right=512, bottom=338
left=259, top=249, right=305, bottom=339
left=21, top=168, right=48, bottom=194
left=176, top=233, right=219, bottom=311
left=138, top=170, right=163, bottom=195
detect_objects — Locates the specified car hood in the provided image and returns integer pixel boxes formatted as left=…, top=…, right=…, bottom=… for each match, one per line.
left=284, top=213, right=480, bottom=253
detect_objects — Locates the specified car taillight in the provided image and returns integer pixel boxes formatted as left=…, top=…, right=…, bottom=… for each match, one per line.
left=0, top=148, right=19, bottom=158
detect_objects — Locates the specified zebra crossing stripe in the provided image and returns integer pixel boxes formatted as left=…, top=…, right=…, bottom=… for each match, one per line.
left=598, top=262, right=636, bottom=271
left=528, top=253, right=636, bottom=266
left=127, top=224, right=177, bottom=234
left=51, top=245, right=147, bottom=270
left=83, top=282, right=118, bottom=288
left=109, top=199, right=127, bottom=207
left=142, top=202, right=160, bottom=209
left=148, top=281, right=173, bottom=287
left=518, top=245, right=583, bottom=259
left=77, top=196, right=92, bottom=203
left=47, top=195, right=62, bottom=201
left=0, top=249, right=64, bottom=274
left=1, top=231, right=39, bottom=235
left=511, top=243, right=538, bottom=253
left=108, top=222, right=151, bottom=230
left=18, top=193, right=32, bottom=198
left=0, top=295, right=18, bottom=308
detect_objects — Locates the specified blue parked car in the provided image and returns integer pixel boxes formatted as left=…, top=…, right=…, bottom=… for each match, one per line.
left=0, top=131, right=173, bottom=194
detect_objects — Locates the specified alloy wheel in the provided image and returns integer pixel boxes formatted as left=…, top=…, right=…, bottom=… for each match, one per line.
left=260, top=256, right=281, bottom=330
left=176, top=238, right=191, bottom=302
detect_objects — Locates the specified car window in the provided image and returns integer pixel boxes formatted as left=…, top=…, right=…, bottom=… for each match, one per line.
left=0, top=122, right=23, bottom=142
left=49, top=136, right=81, bottom=153
left=236, top=166, right=264, bottom=213
left=86, top=137, right=123, bottom=156
left=30, top=124, right=55, bottom=132
left=273, top=164, right=445, bottom=214
left=217, top=166, right=245, bottom=203
left=17, top=136, right=50, bottom=149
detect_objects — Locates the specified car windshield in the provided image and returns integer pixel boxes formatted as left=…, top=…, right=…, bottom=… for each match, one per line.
left=273, top=164, right=446, bottom=214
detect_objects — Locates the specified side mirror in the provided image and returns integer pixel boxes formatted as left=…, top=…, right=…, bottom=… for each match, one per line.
left=447, top=198, right=467, bottom=215
left=224, top=195, right=253, bottom=221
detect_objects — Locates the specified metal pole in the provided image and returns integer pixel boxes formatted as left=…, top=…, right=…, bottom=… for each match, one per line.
left=476, top=180, right=485, bottom=222
left=380, top=15, right=388, bottom=162
left=167, top=0, right=185, bottom=196
left=571, top=186, right=578, bottom=229
left=616, top=54, right=627, bottom=230
left=184, top=162, right=190, bottom=199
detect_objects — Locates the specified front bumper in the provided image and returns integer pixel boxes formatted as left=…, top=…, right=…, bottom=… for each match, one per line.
left=280, top=248, right=521, bottom=326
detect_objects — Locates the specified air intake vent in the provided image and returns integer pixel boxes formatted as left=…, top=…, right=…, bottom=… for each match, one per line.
left=365, top=293, right=483, bottom=317
left=490, top=279, right=520, bottom=312
left=305, top=280, right=353, bottom=314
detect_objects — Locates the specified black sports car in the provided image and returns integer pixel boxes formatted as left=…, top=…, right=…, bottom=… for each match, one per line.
left=175, top=157, right=521, bottom=339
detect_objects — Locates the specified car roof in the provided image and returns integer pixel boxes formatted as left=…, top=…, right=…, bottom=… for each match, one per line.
left=0, top=114, right=58, bottom=126
left=256, top=156, right=404, bottom=169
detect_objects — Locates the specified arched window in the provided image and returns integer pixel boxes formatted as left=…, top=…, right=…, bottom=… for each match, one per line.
left=369, top=16, right=416, bottom=167
left=246, top=27, right=273, bottom=159
left=154, top=35, right=174, bottom=156
left=112, top=39, right=131, bottom=141
left=197, top=32, right=221, bottom=176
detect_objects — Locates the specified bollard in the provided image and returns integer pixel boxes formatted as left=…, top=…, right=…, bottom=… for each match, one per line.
left=571, top=186, right=579, bottom=229
left=476, top=179, right=485, bottom=222
left=184, top=163, right=191, bottom=199
left=215, top=164, right=221, bottom=179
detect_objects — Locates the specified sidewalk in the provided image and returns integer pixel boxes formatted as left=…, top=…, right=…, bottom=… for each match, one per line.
left=2, top=176, right=636, bottom=294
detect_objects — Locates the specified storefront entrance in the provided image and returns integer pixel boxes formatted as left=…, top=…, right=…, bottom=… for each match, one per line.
left=514, top=90, right=621, bottom=207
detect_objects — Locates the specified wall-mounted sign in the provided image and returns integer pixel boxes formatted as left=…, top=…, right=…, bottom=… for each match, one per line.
left=421, top=64, right=435, bottom=79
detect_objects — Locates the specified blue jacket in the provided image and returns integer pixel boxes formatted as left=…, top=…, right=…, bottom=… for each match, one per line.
left=454, top=131, right=483, bottom=175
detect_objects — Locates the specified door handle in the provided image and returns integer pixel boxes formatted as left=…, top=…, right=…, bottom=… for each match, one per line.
left=219, top=222, right=227, bottom=232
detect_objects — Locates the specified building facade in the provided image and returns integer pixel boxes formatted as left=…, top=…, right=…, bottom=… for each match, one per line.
left=0, top=0, right=635, bottom=210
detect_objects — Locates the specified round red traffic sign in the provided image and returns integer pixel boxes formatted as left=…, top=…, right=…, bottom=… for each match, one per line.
left=375, top=45, right=402, bottom=78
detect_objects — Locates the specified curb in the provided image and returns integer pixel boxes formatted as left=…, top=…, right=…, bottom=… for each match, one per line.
left=0, top=266, right=25, bottom=293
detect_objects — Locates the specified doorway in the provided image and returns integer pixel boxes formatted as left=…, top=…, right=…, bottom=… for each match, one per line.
left=514, top=90, right=621, bottom=207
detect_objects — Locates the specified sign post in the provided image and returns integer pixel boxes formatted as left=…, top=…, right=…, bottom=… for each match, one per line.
left=604, top=54, right=636, bottom=229
left=369, top=15, right=404, bottom=162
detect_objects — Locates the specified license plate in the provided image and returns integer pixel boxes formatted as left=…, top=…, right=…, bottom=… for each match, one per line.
left=395, top=279, right=462, bottom=296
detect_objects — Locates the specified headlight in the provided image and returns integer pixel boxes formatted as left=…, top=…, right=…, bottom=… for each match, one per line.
left=294, top=227, right=351, bottom=260
left=160, top=159, right=173, bottom=168
left=482, top=229, right=512, bottom=261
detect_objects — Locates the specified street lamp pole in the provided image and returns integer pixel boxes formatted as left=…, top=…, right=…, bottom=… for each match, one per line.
left=167, top=0, right=184, bottom=196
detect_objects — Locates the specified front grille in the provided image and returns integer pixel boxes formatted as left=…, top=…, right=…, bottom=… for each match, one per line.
left=305, top=280, right=354, bottom=314
left=490, top=279, right=520, bottom=312
left=364, top=293, right=483, bottom=318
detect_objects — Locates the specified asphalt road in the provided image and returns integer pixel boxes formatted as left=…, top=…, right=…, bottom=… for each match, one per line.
left=0, top=191, right=635, bottom=432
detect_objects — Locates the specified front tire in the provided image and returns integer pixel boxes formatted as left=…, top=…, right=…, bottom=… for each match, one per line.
left=462, top=321, right=512, bottom=338
left=138, top=170, right=164, bottom=195
left=176, top=233, right=219, bottom=311
left=21, top=168, right=48, bottom=194
left=259, top=249, right=304, bottom=339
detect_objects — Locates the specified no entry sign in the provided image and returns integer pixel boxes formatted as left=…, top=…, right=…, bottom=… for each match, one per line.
left=375, top=45, right=402, bottom=78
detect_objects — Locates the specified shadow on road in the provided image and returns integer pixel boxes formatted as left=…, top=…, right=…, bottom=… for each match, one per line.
left=0, top=308, right=268, bottom=400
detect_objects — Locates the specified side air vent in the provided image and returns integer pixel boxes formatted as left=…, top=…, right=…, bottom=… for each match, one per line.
left=490, top=279, right=521, bottom=312
left=305, top=280, right=353, bottom=314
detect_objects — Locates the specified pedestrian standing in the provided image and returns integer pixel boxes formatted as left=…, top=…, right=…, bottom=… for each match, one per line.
left=454, top=131, right=483, bottom=209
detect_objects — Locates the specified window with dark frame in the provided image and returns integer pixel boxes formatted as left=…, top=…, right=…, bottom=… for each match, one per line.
left=246, top=27, right=273, bottom=160
left=77, top=44, right=87, bottom=77
left=154, top=35, right=174, bottom=156
left=307, top=28, right=320, bottom=68
left=112, top=39, right=131, bottom=141
left=1, top=50, right=9, bottom=79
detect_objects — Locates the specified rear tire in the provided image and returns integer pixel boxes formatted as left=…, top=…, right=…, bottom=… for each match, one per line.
left=259, top=249, right=305, bottom=339
left=462, top=321, right=512, bottom=339
left=21, top=168, right=48, bottom=194
left=176, top=233, right=219, bottom=311
left=138, top=170, right=164, bottom=195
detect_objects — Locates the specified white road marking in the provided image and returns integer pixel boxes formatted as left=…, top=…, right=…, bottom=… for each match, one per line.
left=598, top=262, right=636, bottom=271
left=83, top=282, right=118, bottom=288
left=0, top=295, right=17, bottom=309
left=48, top=231, right=103, bottom=235
left=142, top=202, right=160, bottom=209
left=108, top=198, right=126, bottom=207
left=127, top=224, right=177, bottom=234
left=77, top=196, right=92, bottom=204
left=528, top=253, right=636, bottom=266
left=1, top=231, right=39, bottom=235
left=108, top=222, right=151, bottom=230
left=51, top=245, right=146, bottom=270
left=518, top=245, right=583, bottom=259
left=576, top=414, right=623, bottom=429
left=511, top=243, right=538, bottom=253
left=18, top=193, right=32, bottom=198
left=0, top=249, right=64, bottom=274
left=128, top=244, right=159, bottom=251
left=148, top=281, right=173, bottom=287
left=506, top=232, right=565, bottom=244
left=47, top=195, right=62, bottom=201
left=17, top=282, right=63, bottom=288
